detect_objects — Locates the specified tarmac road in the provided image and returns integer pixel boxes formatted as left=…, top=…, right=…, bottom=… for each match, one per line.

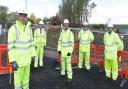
left=0, top=57, right=128, bottom=89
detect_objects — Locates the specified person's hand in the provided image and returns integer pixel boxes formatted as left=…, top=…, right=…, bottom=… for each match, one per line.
left=58, top=51, right=61, bottom=55
left=31, top=56, right=35, bottom=59
left=11, top=61, right=18, bottom=71
left=67, top=53, right=71, bottom=56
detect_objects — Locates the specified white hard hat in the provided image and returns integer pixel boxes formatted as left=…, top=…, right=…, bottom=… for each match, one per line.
left=120, top=35, right=124, bottom=39
left=107, top=18, right=113, bottom=27
left=39, top=21, right=44, bottom=24
left=107, top=23, right=113, bottom=27
left=83, top=21, right=88, bottom=26
left=63, top=19, right=69, bottom=24
left=18, top=9, right=27, bottom=15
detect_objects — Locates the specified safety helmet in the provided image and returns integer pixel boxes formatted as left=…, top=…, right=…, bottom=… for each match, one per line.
left=63, top=19, right=69, bottom=24
left=107, top=19, right=113, bottom=27
left=83, top=21, right=88, bottom=26
left=107, top=23, right=113, bottom=27
left=18, top=9, right=27, bottom=15
left=120, top=35, right=124, bottom=39
left=39, top=21, right=44, bottom=25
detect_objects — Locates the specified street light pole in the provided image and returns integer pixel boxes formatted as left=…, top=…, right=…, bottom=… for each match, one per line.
left=25, top=0, right=27, bottom=11
left=42, top=0, right=48, bottom=18
left=45, top=2, right=47, bottom=18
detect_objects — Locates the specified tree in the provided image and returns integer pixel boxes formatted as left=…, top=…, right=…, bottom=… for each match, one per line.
left=58, top=0, right=74, bottom=23
left=59, top=0, right=96, bottom=26
left=82, top=1, right=96, bottom=23
left=51, top=14, right=61, bottom=25
left=35, top=18, right=41, bottom=24
left=72, top=0, right=85, bottom=24
left=0, top=6, right=8, bottom=28
left=7, top=12, right=18, bottom=28
left=29, top=13, right=36, bottom=23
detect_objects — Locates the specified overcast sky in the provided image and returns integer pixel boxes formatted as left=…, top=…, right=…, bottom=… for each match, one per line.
left=0, top=0, right=128, bottom=24
left=89, top=0, right=128, bottom=24
left=0, top=0, right=60, bottom=18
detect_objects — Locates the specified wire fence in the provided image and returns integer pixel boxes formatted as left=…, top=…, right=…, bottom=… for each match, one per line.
left=0, top=27, right=128, bottom=50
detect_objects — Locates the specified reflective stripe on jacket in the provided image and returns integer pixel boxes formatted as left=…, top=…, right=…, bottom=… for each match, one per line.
left=8, top=21, right=35, bottom=66
left=34, top=28, right=46, bottom=47
left=104, top=31, right=122, bottom=60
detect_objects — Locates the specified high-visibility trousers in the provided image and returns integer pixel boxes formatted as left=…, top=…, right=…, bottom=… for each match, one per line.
left=78, top=51, right=90, bottom=70
left=61, top=55, right=72, bottom=79
left=34, top=46, right=44, bottom=67
left=105, top=59, right=118, bottom=80
left=14, top=65, right=30, bottom=89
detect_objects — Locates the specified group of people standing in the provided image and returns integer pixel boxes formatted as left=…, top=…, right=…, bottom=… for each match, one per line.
left=8, top=9, right=123, bottom=89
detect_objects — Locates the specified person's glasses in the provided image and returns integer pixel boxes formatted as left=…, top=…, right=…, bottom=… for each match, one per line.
left=19, top=13, right=27, bottom=17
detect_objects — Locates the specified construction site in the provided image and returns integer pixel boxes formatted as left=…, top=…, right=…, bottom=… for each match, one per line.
left=0, top=0, right=128, bottom=89
left=0, top=28, right=128, bottom=89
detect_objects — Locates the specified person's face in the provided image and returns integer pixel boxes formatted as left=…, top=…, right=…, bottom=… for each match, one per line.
left=39, top=24, right=43, bottom=29
left=18, top=13, right=27, bottom=24
left=107, top=27, right=113, bottom=32
left=84, top=25, right=88, bottom=28
left=64, top=23, right=69, bottom=29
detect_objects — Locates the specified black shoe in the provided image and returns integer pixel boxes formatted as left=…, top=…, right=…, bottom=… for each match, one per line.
left=67, top=78, right=72, bottom=83
left=40, top=66, right=45, bottom=70
left=77, top=68, right=82, bottom=71
left=59, top=74, right=66, bottom=80
left=105, top=76, right=111, bottom=81
left=112, top=80, right=118, bottom=85
left=34, top=67, right=39, bottom=70
left=86, top=69, right=91, bottom=73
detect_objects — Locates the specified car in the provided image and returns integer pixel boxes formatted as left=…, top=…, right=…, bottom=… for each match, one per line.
left=118, top=29, right=128, bottom=35
left=117, top=29, right=128, bottom=50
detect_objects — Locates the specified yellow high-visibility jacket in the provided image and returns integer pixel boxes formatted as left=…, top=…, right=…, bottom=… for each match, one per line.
left=57, top=28, right=74, bottom=57
left=8, top=20, right=36, bottom=66
left=34, top=28, right=46, bottom=47
left=104, top=31, right=122, bottom=60
left=78, top=29, right=94, bottom=52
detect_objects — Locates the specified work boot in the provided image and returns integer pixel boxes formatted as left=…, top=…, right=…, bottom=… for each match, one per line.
left=86, top=69, right=91, bottom=73
left=112, top=80, right=118, bottom=85
left=77, top=68, right=82, bottom=71
left=67, top=78, right=72, bottom=83
left=59, top=74, right=66, bottom=80
left=39, top=66, right=45, bottom=70
left=104, top=76, right=111, bottom=81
